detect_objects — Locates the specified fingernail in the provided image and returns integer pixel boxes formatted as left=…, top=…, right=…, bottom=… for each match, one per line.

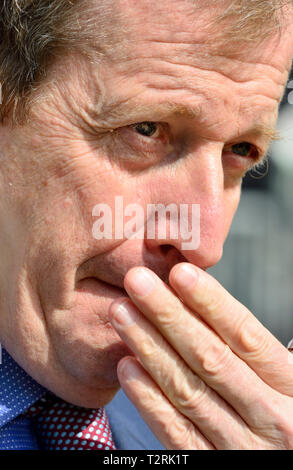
left=173, top=264, right=198, bottom=288
left=119, top=359, right=141, bottom=381
left=111, top=301, right=137, bottom=326
left=127, top=268, right=156, bottom=297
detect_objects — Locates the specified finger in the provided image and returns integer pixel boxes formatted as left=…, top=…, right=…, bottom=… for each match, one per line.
left=117, top=357, right=215, bottom=450
left=169, top=263, right=293, bottom=396
left=121, top=268, right=283, bottom=430
left=109, top=298, right=258, bottom=449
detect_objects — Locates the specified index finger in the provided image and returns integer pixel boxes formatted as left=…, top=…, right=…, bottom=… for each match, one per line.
left=169, top=263, right=293, bottom=396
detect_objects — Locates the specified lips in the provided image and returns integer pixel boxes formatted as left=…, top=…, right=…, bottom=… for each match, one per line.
left=71, top=276, right=132, bottom=386
left=56, top=243, right=187, bottom=393
left=76, top=276, right=128, bottom=310
left=76, top=242, right=187, bottom=291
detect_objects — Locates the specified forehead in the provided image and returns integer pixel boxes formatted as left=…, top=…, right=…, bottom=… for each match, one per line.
left=96, top=0, right=292, bottom=107
left=104, top=0, right=292, bottom=68
left=83, top=0, right=292, bottom=141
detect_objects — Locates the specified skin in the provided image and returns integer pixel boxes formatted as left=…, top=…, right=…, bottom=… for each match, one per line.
left=0, top=0, right=292, bottom=447
left=110, top=264, right=293, bottom=449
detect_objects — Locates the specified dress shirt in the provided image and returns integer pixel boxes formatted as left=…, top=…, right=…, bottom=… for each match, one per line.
left=0, top=347, right=164, bottom=450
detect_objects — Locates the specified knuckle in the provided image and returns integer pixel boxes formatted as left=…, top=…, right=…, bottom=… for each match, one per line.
left=155, top=297, right=184, bottom=330
left=172, top=375, right=208, bottom=414
left=237, top=315, right=270, bottom=357
left=137, top=392, right=197, bottom=449
left=139, top=334, right=163, bottom=360
left=200, top=343, right=233, bottom=377
left=164, top=415, right=196, bottom=450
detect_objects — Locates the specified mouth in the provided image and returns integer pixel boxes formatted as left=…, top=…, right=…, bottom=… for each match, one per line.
left=67, top=251, right=187, bottom=390
left=79, top=276, right=128, bottom=295
left=75, top=276, right=129, bottom=320
left=76, top=260, right=126, bottom=292
left=77, top=240, right=187, bottom=284
left=71, top=276, right=133, bottom=386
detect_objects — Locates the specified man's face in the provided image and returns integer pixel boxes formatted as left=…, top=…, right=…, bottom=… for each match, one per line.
left=0, top=0, right=291, bottom=407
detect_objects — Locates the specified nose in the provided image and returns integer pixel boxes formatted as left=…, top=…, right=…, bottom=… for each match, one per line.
left=144, top=148, right=234, bottom=270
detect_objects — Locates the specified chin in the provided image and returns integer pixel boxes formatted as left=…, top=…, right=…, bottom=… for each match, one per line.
left=70, top=384, right=121, bottom=409
left=45, top=346, right=129, bottom=408
left=44, top=355, right=125, bottom=409
left=38, top=273, right=133, bottom=408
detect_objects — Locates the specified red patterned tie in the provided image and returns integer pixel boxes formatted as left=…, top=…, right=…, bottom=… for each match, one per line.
left=26, top=393, right=116, bottom=450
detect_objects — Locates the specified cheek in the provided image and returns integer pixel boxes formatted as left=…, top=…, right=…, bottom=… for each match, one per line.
left=223, top=185, right=242, bottom=238
left=194, top=184, right=242, bottom=268
left=45, top=278, right=131, bottom=386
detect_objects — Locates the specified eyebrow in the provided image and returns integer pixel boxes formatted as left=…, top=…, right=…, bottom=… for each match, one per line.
left=248, top=123, right=280, bottom=142
left=102, top=101, right=280, bottom=143
left=103, top=101, right=202, bottom=122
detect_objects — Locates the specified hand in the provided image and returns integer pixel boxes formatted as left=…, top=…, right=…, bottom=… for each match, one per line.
left=109, top=263, right=293, bottom=450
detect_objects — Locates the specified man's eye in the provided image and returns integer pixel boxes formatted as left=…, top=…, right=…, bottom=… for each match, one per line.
left=133, top=122, right=159, bottom=137
left=230, top=142, right=259, bottom=159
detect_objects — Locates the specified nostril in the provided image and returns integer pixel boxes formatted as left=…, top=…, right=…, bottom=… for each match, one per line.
left=160, top=244, right=174, bottom=255
left=160, top=244, right=187, bottom=266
